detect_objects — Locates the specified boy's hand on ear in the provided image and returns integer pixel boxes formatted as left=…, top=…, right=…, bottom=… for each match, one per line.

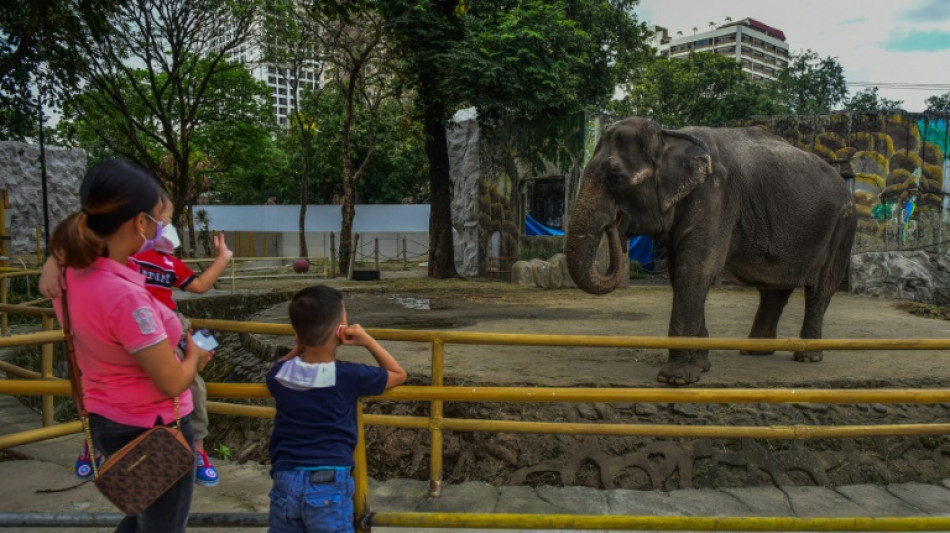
left=339, top=324, right=373, bottom=347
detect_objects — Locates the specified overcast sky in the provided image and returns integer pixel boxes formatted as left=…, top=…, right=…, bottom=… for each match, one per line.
left=636, top=0, right=950, bottom=112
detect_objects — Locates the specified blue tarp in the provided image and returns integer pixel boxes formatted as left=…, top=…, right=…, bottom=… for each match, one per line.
left=525, top=215, right=653, bottom=269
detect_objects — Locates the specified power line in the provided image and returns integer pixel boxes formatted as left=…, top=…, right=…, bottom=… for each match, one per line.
left=847, top=81, right=950, bottom=91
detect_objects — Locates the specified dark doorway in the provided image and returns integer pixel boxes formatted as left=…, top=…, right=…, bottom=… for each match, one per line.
left=527, top=177, right=565, bottom=230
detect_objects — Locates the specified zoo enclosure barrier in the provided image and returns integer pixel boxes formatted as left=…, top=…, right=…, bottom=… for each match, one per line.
left=0, top=237, right=431, bottom=334
left=3, top=307, right=950, bottom=530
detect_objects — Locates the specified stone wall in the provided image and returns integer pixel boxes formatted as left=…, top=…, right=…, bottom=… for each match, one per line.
left=0, top=141, right=85, bottom=257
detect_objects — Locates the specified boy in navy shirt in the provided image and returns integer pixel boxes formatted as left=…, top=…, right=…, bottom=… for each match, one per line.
left=267, top=286, right=407, bottom=533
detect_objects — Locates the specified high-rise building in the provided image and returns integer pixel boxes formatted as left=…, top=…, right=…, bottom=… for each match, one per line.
left=652, top=18, right=790, bottom=82
left=212, top=13, right=324, bottom=127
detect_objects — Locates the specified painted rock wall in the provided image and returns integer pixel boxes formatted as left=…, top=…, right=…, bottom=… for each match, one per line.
left=0, top=142, right=85, bottom=257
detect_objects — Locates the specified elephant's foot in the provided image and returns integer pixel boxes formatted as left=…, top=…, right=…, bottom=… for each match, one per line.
left=656, top=354, right=711, bottom=386
left=740, top=349, right=775, bottom=356
left=793, top=350, right=823, bottom=362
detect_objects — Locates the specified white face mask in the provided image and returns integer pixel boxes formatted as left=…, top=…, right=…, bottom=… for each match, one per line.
left=154, top=223, right=181, bottom=254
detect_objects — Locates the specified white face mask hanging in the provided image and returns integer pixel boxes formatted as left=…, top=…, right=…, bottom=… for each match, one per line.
left=154, top=223, right=181, bottom=254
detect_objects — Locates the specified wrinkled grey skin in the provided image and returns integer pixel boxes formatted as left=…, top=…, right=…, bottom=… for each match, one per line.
left=565, top=117, right=857, bottom=385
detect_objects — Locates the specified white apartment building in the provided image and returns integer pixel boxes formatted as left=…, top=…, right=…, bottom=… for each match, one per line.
left=212, top=16, right=323, bottom=127
left=652, top=18, right=790, bottom=82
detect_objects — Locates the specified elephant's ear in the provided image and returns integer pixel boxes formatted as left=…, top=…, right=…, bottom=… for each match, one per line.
left=657, top=130, right=713, bottom=212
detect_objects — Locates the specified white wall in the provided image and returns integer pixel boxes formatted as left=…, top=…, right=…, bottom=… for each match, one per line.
left=191, top=204, right=430, bottom=261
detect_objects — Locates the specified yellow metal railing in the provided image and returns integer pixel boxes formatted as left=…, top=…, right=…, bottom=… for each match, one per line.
left=2, top=308, right=950, bottom=530
left=0, top=270, right=42, bottom=335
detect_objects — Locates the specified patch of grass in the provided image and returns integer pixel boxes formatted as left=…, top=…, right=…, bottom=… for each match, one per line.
left=894, top=301, right=950, bottom=320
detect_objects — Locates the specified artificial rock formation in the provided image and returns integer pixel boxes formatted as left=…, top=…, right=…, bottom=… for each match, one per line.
left=850, top=251, right=950, bottom=305
left=0, top=141, right=85, bottom=256
left=447, top=108, right=481, bottom=277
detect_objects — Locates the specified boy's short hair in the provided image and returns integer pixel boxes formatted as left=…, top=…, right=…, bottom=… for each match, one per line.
left=288, top=286, right=344, bottom=346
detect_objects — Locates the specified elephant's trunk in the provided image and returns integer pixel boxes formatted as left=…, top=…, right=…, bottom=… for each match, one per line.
left=566, top=200, right=626, bottom=295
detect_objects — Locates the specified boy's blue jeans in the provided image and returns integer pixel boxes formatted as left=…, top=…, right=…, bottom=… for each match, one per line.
left=269, top=469, right=354, bottom=533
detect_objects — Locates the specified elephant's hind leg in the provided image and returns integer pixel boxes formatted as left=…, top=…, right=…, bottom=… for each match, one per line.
left=795, top=284, right=834, bottom=362
left=796, top=215, right=853, bottom=363
left=741, top=288, right=793, bottom=355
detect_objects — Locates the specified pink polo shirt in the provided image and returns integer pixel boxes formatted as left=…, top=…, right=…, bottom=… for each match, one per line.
left=53, top=257, right=192, bottom=427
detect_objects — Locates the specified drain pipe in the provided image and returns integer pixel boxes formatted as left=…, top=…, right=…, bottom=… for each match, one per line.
left=0, top=512, right=268, bottom=528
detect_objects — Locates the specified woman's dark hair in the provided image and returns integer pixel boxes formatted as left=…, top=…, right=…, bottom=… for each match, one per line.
left=288, top=286, right=344, bottom=346
left=50, top=158, right=161, bottom=268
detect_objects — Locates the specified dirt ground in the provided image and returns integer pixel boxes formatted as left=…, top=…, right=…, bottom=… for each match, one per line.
left=214, top=274, right=950, bottom=491
left=260, top=276, right=950, bottom=389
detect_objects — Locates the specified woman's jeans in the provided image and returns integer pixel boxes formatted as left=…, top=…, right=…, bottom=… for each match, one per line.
left=269, top=469, right=354, bottom=533
left=89, top=413, right=195, bottom=533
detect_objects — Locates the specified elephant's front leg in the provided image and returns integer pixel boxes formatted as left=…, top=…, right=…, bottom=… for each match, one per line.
left=657, top=277, right=713, bottom=386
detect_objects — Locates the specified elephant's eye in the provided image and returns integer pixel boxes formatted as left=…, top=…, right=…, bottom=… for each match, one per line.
left=607, top=172, right=625, bottom=188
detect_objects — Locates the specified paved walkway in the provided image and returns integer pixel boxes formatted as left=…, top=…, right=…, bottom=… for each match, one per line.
left=1, top=387, right=950, bottom=532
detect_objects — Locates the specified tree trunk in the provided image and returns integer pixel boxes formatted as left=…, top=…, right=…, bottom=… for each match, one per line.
left=299, top=141, right=310, bottom=258
left=423, top=102, right=459, bottom=278
left=339, top=76, right=358, bottom=276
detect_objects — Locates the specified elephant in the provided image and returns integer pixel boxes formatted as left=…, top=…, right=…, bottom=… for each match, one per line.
left=565, top=117, right=857, bottom=385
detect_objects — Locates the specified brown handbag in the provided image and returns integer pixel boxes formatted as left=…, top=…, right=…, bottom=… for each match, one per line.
left=61, top=288, right=195, bottom=515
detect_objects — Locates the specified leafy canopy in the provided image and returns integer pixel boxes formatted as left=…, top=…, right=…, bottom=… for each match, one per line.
left=844, top=87, right=904, bottom=112
left=775, top=49, right=847, bottom=115
left=613, top=52, right=783, bottom=126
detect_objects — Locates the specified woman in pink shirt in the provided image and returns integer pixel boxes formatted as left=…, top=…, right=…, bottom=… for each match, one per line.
left=49, top=159, right=212, bottom=533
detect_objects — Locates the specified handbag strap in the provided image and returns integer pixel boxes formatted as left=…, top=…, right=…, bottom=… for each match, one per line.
left=60, top=285, right=87, bottom=417
left=60, top=281, right=184, bottom=480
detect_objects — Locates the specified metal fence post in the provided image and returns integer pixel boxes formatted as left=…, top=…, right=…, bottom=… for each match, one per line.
left=353, top=400, right=371, bottom=533
left=429, top=339, right=445, bottom=497
left=41, top=315, right=54, bottom=427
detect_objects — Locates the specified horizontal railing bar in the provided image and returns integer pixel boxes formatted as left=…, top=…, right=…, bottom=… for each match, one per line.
left=372, top=386, right=950, bottom=404
left=0, top=331, right=62, bottom=347
left=0, top=421, right=81, bottom=450
left=199, top=405, right=950, bottom=439
left=364, top=414, right=950, bottom=439
left=8, top=381, right=950, bottom=405
left=0, top=360, right=66, bottom=380
left=0, top=270, right=40, bottom=278
left=3, top=400, right=944, bottom=444
left=0, top=305, right=56, bottom=319
left=370, top=511, right=950, bottom=531
left=191, top=318, right=950, bottom=351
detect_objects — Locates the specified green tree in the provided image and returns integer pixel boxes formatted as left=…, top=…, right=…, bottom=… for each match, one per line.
left=706, top=80, right=787, bottom=124
left=261, top=0, right=327, bottom=258
left=377, top=0, right=650, bottom=278
left=57, top=58, right=276, bottom=252
left=844, top=87, right=904, bottom=112
left=67, top=0, right=258, bottom=254
left=613, top=52, right=771, bottom=126
left=317, top=3, right=397, bottom=275
left=925, top=92, right=950, bottom=113
left=233, top=86, right=427, bottom=208
left=775, top=50, right=848, bottom=114
left=0, top=1, right=122, bottom=140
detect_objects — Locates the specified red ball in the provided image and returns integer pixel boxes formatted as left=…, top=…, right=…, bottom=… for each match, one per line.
left=292, top=258, right=310, bottom=273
